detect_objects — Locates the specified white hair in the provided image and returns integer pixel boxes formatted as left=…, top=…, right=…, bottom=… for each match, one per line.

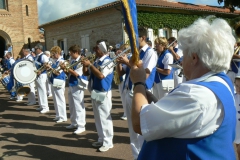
left=178, top=18, right=236, bottom=72
left=44, top=51, right=50, bottom=55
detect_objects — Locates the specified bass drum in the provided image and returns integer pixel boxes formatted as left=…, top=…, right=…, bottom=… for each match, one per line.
left=13, top=60, right=37, bottom=84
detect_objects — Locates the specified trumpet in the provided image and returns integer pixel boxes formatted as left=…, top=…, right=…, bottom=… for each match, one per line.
left=167, top=39, right=177, bottom=49
left=47, top=60, right=70, bottom=76
left=34, top=61, right=52, bottom=74
left=99, top=47, right=131, bottom=71
left=58, top=54, right=96, bottom=73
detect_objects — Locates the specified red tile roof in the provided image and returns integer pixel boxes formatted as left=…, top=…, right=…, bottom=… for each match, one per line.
left=136, top=0, right=240, bottom=14
left=39, top=0, right=240, bottom=28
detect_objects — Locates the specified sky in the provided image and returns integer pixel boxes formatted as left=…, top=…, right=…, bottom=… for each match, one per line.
left=37, top=0, right=224, bottom=25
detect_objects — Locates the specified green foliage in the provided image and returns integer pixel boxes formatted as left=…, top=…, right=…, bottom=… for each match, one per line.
left=137, top=12, right=231, bottom=35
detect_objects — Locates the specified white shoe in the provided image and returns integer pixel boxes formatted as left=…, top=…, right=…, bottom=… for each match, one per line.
left=9, top=96, right=16, bottom=100
left=27, top=102, right=36, bottom=106
left=73, top=128, right=85, bottom=135
left=36, top=107, right=42, bottom=111
left=48, top=94, right=52, bottom=98
left=120, top=116, right=127, bottom=120
left=40, top=109, right=49, bottom=114
left=56, top=119, right=66, bottom=123
left=66, top=124, right=77, bottom=130
left=16, top=99, right=22, bottom=102
left=99, top=145, right=113, bottom=152
left=53, top=117, right=60, bottom=121
left=92, top=142, right=103, bottom=148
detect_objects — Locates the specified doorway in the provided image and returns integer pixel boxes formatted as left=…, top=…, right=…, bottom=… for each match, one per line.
left=0, top=36, right=5, bottom=58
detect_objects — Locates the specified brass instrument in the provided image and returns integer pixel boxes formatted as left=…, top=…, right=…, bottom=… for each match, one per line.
left=47, top=60, right=70, bottom=76
left=234, top=46, right=240, bottom=55
left=99, top=47, right=131, bottom=71
left=167, top=39, right=177, bottom=49
left=34, top=61, right=52, bottom=74
left=56, top=54, right=96, bottom=74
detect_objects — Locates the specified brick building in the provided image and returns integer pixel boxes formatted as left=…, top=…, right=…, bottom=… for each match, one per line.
left=0, top=0, right=41, bottom=58
left=39, top=0, right=240, bottom=54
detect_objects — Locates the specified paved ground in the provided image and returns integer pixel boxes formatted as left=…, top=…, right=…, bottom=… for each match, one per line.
left=0, top=85, right=133, bottom=160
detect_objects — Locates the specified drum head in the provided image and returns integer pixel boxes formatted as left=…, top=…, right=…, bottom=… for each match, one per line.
left=13, top=60, right=37, bottom=84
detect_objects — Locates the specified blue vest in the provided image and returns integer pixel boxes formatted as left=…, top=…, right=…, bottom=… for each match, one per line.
left=140, top=47, right=156, bottom=89
left=50, top=59, right=66, bottom=84
left=231, top=61, right=240, bottom=73
left=69, top=60, right=87, bottom=87
left=123, top=47, right=156, bottom=90
left=7, top=58, right=14, bottom=70
left=155, top=50, right=173, bottom=83
left=35, top=54, right=46, bottom=74
left=91, top=56, right=113, bottom=91
left=173, top=48, right=179, bottom=64
left=138, top=72, right=236, bottom=160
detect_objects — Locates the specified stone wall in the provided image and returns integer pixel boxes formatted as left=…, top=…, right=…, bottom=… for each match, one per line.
left=43, top=7, right=124, bottom=53
left=0, top=0, right=40, bottom=58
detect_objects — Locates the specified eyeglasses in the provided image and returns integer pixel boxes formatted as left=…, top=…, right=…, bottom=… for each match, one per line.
left=34, top=48, right=38, bottom=50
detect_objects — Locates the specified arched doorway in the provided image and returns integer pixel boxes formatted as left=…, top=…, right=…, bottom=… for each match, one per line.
left=0, top=36, right=5, bottom=58
left=0, top=30, right=11, bottom=58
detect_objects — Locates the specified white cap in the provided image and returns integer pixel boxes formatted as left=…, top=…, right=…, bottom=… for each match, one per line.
left=44, top=51, right=50, bottom=55
left=97, top=41, right=107, bottom=53
left=4, top=50, right=8, bottom=56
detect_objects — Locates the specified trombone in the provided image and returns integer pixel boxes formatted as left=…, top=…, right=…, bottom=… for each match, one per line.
left=99, top=47, right=131, bottom=71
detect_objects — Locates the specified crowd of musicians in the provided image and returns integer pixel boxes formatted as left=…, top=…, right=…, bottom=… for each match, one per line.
left=0, top=17, right=240, bottom=159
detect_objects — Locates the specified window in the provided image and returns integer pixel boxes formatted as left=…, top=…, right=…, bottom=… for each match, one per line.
left=28, top=38, right=31, bottom=49
left=26, top=5, right=29, bottom=16
left=158, top=28, right=170, bottom=39
left=0, top=0, right=6, bottom=9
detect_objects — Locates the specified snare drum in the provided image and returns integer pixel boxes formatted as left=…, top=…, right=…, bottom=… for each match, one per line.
left=13, top=60, right=37, bottom=84
left=0, top=73, right=10, bottom=87
left=15, top=82, right=30, bottom=96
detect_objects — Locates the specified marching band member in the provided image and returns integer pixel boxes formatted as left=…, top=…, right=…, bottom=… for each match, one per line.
left=130, top=18, right=236, bottom=160
left=227, top=42, right=240, bottom=84
left=47, top=46, right=67, bottom=123
left=44, top=51, right=52, bottom=98
left=13, top=55, right=24, bottom=102
left=34, top=43, right=49, bottom=113
left=5, top=52, right=16, bottom=99
left=60, top=45, right=88, bottom=134
left=168, top=37, right=184, bottom=87
left=234, top=74, right=240, bottom=160
left=153, top=37, right=173, bottom=100
left=22, top=48, right=36, bottom=105
left=82, top=40, right=114, bottom=152
left=115, top=44, right=130, bottom=121
left=116, top=27, right=158, bottom=159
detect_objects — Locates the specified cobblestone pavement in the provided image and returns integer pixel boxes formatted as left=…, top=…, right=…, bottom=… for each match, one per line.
left=0, top=86, right=133, bottom=160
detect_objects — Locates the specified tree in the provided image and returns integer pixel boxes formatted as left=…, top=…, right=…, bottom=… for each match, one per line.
left=218, top=0, right=240, bottom=12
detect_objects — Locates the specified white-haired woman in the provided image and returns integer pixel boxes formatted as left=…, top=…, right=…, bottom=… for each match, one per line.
left=129, top=18, right=236, bottom=159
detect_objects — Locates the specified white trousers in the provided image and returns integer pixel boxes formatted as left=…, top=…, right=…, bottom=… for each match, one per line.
left=118, top=81, right=127, bottom=117
left=92, top=91, right=113, bottom=147
left=125, top=89, right=144, bottom=159
left=27, top=82, right=36, bottom=103
left=153, top=82, right=168, bottom=100
left=51, top=84, right=67, bottom=121
left=46, top=79, right=52, bottom=95
left=174, top=69, right=183, bottom=88
left=35, top=74, right=49, bottom=110
left=68, top=86, right=85, bottom=129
